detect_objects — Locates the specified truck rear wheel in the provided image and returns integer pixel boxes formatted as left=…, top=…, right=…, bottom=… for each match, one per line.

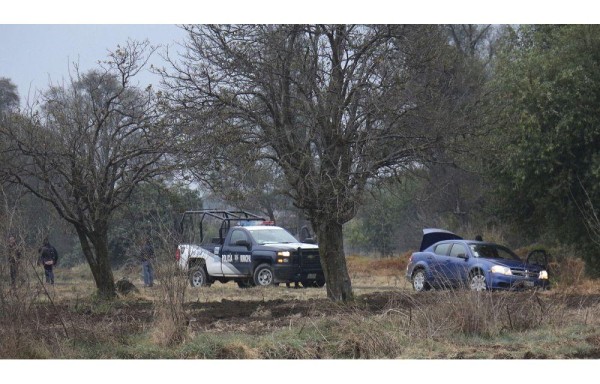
left=253, top=264, right=274, bottom=286
left=190, top=267, right=209, bottom=288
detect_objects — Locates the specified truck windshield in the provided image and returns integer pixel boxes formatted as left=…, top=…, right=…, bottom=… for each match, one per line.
left=247, top=227, right=298, bottom=245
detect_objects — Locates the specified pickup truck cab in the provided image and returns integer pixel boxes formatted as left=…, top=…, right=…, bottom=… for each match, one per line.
left=176, top=210, right=325, bottom=288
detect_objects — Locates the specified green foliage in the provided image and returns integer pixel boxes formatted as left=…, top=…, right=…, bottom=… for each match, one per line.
left=345, top=178, right=420, bottom=256
left=108, top=182, right=203, bottom=266
left=491, top=25, right=600, bottom=274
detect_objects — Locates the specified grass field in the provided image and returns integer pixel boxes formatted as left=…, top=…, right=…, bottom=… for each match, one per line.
left=1, top=254, right=599, bottom=361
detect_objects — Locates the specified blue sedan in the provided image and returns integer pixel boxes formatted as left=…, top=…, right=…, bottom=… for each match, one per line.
left=406, top=229, right=550, bottom=291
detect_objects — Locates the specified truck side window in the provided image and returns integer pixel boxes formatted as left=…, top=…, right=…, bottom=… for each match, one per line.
left=229, top=229, right=248, bottom=245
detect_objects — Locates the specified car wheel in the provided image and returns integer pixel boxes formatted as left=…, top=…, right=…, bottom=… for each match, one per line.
left=189, top=267, right=208, bottom=288
left=412, top=269, right=429, bottom=292
left=469, top=271, right=487, bottom=291
left=253, top=264, right=274, bottom=286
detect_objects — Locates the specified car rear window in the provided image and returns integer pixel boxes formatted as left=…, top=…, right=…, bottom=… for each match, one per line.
left=434, top=243, right=451, bottom=255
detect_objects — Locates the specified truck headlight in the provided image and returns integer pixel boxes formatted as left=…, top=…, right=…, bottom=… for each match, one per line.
left=277, top=251, right=291, bottom=263
left=539, top=270, right=548, bottom=280
left=491, top=265, right=512, bottom=275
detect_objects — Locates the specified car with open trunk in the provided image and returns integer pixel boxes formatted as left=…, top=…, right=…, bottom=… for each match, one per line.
left=406, top=228, right=550, bottom=291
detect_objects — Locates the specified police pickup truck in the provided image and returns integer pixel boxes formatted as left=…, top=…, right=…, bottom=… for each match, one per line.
left=175, top=210, right=325, bottom=288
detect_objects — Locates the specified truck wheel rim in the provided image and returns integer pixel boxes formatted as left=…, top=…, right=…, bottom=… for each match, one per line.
left=258, top=269, right=272, bottom=285
left=193, top=271, right=203, bottom=286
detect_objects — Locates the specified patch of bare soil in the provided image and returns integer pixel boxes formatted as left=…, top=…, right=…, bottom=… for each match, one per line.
left=27, top=289, right=600, bottom=357
left=28, top=291, right=402, bottom=336
left=184, top=292, right=403, bottom=334
left=180, top=290, right=600, bottom=335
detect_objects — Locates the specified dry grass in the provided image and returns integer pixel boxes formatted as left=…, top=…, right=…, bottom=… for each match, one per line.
left=1, top=253, right=600, bottom=359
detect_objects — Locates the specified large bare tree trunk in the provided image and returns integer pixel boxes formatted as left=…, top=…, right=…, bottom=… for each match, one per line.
left=314, top=220, right=353, bottom=302
left=75, top=226, right=116, bottom=299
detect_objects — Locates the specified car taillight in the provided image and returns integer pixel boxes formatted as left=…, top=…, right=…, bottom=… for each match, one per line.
left=175, top=248, right=181, bottom=261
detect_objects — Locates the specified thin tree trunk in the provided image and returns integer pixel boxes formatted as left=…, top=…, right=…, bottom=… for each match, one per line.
left=314, top=220, right=353, bottom=302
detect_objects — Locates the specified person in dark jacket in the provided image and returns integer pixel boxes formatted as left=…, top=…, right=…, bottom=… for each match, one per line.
left=38, top=237, right=58, bottom=285
left=139, top=237, right=155, bottom=287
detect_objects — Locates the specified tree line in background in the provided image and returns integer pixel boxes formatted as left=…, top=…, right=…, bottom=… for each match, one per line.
left=1, top=25, right=600, bottom=301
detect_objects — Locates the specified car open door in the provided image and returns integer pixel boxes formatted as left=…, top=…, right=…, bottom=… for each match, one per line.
left=526, top=249, right=549, bottom=269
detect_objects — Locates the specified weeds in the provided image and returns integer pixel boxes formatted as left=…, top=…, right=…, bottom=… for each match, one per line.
left=1, top=245, right=599, bottom=358
left=148, top=223, right=190, bottom=347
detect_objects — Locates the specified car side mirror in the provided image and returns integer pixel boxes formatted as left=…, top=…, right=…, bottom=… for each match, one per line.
left=457, top=253, right=468, bottom=259
left=303, top=237, right=317, bottom=244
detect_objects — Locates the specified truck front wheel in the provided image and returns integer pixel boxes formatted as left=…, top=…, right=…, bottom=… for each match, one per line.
left=253, top=264, right=274, bottom=286
left=190, top=267, right=209, bottom=288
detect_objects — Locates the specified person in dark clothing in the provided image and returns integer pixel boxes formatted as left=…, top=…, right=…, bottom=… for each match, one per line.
left=139, top=238, right=155, bottom=287
left=8, top=235, right=22, bottom=287
left=38, top=237, right=58, bottom=285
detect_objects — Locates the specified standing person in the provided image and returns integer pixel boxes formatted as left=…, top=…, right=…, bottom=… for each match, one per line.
left=140, top=237, right=155, bottom=287
left=38, top=237, right=58, bottom=285
left=7, top=235, right=22, bottom=287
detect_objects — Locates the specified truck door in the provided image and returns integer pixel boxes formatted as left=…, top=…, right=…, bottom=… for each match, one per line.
left=220, top=229, right=253, bottom=276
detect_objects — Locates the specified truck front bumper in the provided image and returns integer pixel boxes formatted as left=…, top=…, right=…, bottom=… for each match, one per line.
left=273, top=264, right=324, bottom=284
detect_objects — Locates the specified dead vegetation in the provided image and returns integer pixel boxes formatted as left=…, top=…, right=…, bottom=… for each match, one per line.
left=1, top=254, right=600, bottom=359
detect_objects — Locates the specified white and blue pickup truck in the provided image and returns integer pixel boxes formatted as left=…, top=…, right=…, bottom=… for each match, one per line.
left=175, top=210, right=325, bottom=288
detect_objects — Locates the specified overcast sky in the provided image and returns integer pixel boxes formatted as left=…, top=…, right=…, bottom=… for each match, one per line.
left=0, top=24, right=186, bottom=105
left=1, top=1, right=595, bottom=107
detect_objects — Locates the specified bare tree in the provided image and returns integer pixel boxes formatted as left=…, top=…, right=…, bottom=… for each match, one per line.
left=163, top=25, right=473, bottom=301
left=0, top=41, right=173, bottom=298
left=0, top=77, right=20, bottom=114
left=446, top=24, right=498, bottom=65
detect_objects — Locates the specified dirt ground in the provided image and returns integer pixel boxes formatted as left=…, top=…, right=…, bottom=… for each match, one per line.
left=7, top=259, right=600, bottom=359
left=40, top=282, right=600, bottom=338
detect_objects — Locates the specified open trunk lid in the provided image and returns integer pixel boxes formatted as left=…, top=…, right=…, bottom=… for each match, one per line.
left=419, top=228, right=463, bottom=251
